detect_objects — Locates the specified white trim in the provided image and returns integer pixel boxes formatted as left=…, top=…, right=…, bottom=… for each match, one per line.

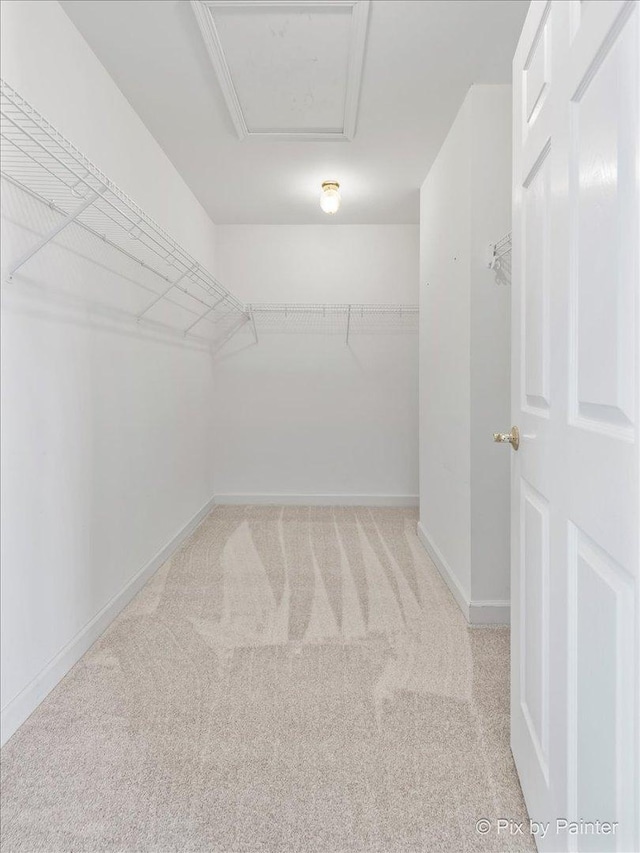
left=342, top=0, right=369, bottom=139
left=190, top=0, right=248, bottom=139
left=0, top=496, right=217, bottom=746
left=416, top=521, right=470, bottom=618
left=214, top=493, right=418, bottom=506
left=416, top=521, right=510, bottom=625
left=228, top=130, right=348, bottom=142
left=468, top=599, right=510, bottom=626
left=191, top=0, right=370, bottom=141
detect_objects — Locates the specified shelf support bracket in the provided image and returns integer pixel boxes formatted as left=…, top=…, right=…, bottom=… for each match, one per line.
left=183, top=294, right=227, bottom=335
left=249, top=305, right=258, bottom=344
left=346, top=304, right=352, bottom=345
left=137, top=261, right=199, bottom=319
left=8, top=186, right=106, bottom=279
left=211, top=314, right=250, bottom=356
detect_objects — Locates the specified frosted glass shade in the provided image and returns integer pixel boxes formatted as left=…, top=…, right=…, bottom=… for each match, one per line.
left=320, top=182, right=341, bottom=214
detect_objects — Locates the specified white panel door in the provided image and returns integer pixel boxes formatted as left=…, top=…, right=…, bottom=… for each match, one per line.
left=511, top=2, right=639, bottom=851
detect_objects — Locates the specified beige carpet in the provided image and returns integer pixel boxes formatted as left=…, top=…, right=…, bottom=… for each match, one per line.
left=1, top=506, right=533, bottom=852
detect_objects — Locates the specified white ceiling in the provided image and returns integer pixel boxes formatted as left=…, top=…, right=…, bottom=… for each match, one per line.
left=191, top=0, right=369, bottom=140
left=211, top=3, right=353, bottom=133
left=60, top=0, right=529, bottom=224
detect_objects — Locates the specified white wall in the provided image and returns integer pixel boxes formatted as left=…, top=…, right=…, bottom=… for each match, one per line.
left=1, top=0, right=220, bottom=743
left=418, top=96, right=472, bottom=597
left=418, top=85, right=511, bottom=624
left=213, top=225, right=419, bottom=502
left=469, top=87, right=512, bottom=607
left=215, top=225, right=419, bottom=304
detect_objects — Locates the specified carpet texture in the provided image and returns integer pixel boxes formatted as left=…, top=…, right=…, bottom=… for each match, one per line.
left=1, top=506, right=533, bottom=852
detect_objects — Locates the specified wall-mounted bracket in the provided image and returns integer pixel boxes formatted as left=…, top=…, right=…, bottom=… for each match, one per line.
left=211, top=314, right=250, bottom=356
left=183, top=293, right=227, bottom=335
left=137, top=262, right=200, bottom=320
left=487, top=231, right=512, bottom=270
left=249, top=305, right=258, bottom=344
left=7, top=185, right=106, bottom=279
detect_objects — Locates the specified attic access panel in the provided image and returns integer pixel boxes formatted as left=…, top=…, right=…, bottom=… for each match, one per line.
left=191, top=0, right=370, bottom=140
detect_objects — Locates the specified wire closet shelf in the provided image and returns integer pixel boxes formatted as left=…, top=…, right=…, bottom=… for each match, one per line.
left=0, top=79, right=246, bottom=343
left=1, top=80, right=419, bottom=345
left=248, top=303, right=419, bottom=344
left=489, top=231, right=512, bottom=270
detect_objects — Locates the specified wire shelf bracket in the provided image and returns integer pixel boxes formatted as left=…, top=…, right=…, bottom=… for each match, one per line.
left=249, top=306, right=259, bottom=344
left=8, top=185, right=106, bottom=278
left=487, top=231, right=512, bottom=271
left=136, top=261, right=199, bottom=320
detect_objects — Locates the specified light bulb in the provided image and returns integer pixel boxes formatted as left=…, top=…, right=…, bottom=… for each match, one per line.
left=320, top=181, right=341, bottom=214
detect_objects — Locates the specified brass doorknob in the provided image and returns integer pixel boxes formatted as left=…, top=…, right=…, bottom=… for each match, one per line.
left=493, top=426, right=520, bottom=450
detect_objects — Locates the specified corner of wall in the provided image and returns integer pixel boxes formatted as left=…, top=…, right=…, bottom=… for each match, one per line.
left=416, top=520, right=469, bottom=618
left=416, top=521, right=509, bottom=625
left=418, top=83, right=512, bottom=620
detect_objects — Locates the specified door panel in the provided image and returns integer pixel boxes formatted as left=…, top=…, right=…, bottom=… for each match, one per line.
left=521, top=481, right=550, bottom=780
left=570, top=7, right=637, bottom=434
left=523, top=2, right=553, bottom=134
left=568, top=525, right=636, bottom=852
left=512, top=3, right=639, bottom=852
left=523, top=144, right=552, bottom=414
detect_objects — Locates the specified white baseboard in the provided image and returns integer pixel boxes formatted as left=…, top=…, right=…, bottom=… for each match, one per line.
left=214, top=494, right=419, bottom=507
left=468, top=599, right=511, bottom=625
left=416, top=521, right=471, bottom=618
left=416, top=521, right=510, bottom=626
left=0, top=496, right=217, bottom=746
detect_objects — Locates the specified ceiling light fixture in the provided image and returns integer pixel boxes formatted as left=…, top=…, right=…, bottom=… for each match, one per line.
left=320, top=181, right=341, bottom=215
